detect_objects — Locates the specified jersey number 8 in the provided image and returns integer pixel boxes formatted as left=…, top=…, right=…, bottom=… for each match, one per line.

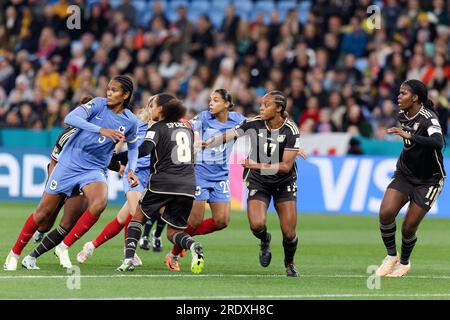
left=175, top=131, right=191, bottom=163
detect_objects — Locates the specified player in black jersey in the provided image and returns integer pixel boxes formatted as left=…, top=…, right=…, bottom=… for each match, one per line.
left=205, top=91, right=305, bottom=277
left=376, top=80, right=446, bottom=277
left=116, top=94, right=205, bottom=273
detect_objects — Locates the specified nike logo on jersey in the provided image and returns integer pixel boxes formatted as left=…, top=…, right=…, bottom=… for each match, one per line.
left=95, top=116, right=103, bottom=120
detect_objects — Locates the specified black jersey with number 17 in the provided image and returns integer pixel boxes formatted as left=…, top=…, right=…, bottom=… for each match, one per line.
left=234, top=116, right=301, bottom=186
left=144, top=120, right=196, bottom=197
left=397, top=107, right=446, bottom=184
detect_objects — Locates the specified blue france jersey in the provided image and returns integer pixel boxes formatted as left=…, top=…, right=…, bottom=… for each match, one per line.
left=191, top=111, right=245, bottom=181
left=58, top=97, right=139, bottom=170
left=128, top=120, right=150, bottom=170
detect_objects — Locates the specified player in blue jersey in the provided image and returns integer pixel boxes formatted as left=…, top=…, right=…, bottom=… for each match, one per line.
left=4, top=75, right=140, bottom=271
left=165, top=89, right=246, bottom=271
left=75, top=95, right=169, bottom=265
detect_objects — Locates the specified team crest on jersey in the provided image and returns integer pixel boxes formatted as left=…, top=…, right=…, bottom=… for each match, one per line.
left=119, top=126, right=126, bottom=133
left=50, top=180, right=58, bottom=190
left=413, top=123, right=419, bottom=131
left=277, top=135, right=286, bottom=142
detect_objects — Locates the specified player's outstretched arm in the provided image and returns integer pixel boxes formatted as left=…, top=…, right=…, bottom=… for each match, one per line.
left=203, top=129, right=238, bottom=148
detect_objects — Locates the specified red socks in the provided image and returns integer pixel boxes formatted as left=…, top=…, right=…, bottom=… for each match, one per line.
left=63, top=209, right=99, bottom=247
left=12, top=214, right=39, bottom=255
left=171, top=218, right=220, bottom=256
left=92, top=217, right=124, bottom=248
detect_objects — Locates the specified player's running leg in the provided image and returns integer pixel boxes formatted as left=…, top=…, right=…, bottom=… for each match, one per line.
left=247, top=199, right=271, bottom=268
left=4, top=192, right=65, bottom=271
left=56, top=181, right=107, bottom=268
left=275, top=200, right=299, bottom=277
left=388, top=201, right=427, bottom=277
left=22, top=195, right=87, bottom=270
left=376, top=188, right=409, bottom=276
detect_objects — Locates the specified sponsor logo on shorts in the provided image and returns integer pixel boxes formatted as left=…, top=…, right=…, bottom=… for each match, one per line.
left=249, top=189, right=258, bottom=197
left=119, top=126, right=126, bottom=133
left=195, top=186, right=201, bottom=196
left=50, top=180, right=58, bottom=190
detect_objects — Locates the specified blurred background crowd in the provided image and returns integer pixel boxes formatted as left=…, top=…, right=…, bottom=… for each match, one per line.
left=0, top=0, right=449, bottom=140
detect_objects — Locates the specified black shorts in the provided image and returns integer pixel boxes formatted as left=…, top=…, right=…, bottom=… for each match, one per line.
left=139, top=188, right=194, bottom=229
left=388, top=172, right=444, bottom=212
left=246, top=178, right=297, bottom=205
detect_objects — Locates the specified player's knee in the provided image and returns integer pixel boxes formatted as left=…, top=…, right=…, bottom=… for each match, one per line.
left=213, top=214, right=229, bottom=229
left=249, top=221, right=265, bottom=232
left=401, top=222, right=417, bottom=238
left=166, top=227, right=176, bottom=242
left=89, top=198, right=108, bottom=215
left=379, top=206, right=397, bottom=224
left=189, top=219, right=201, bottom=230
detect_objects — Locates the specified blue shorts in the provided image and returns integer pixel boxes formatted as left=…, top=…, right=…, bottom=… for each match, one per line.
left=45, top=163, right=107, bottom=197
left=122, top=167, right=149, bottom=194
left=195, top=177, right=230, bottom=203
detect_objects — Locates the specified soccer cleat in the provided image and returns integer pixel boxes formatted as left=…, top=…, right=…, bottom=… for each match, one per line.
left=21, top=255, right=40, bottom=270
left=33, top=231, right=45, bottom=243
left=259, top=233, right=272, bottom=268
left=152, top=231, right=163, bottom=252
left=190, top=243, right=205, bottom=274
left=285, top=263, right=299, bottom=277
left=386, top=262, right=411, bottom=277
left=3, top=251, right=19, bottom=271
left=375, top=254, right=399, bottom=277
left=54, top=244, right=73, bottom=269
left=116, top=259, right=134, bottom=272
left=131, top=254, right=143, bottom=267
left=76, top=241, right=95, bottom=264
left=139, top=236, right=150, bottom=250
left=165, top=253, right=181, bottom=272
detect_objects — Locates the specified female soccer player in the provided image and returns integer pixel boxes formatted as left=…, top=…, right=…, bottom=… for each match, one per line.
left=375, top=79, right=445, bottom=277
left=4, top=75, right=140, bottom=271
left=75, top=95, right=172, bottom=265
left=165, top=89, right=245, bottom=271
left=204, top=91, right=304, bottom=277
left=115, top=94, right=205, bottom=273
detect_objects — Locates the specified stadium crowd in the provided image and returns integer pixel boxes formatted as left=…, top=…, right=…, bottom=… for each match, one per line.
left=0, top=0, right=449, bottom=139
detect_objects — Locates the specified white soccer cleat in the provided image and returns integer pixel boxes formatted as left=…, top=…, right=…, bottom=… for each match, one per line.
left=54, top=244, right=73, bottom=269
left=3, top=251, right=19, bottom=271
left=76, top=241, right=95, bottom=264
left=386, top=262, right=411, bottom=277
left=375, top=254, right=399, bottom=277
left=131, top=253, right=143, bottom=267
left=21, top=255, right=40, bottom=270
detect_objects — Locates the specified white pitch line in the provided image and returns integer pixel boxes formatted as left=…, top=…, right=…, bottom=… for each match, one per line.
left=2, top=273, right=450, bottom=280
left=56, top=293, right=450, bottom=300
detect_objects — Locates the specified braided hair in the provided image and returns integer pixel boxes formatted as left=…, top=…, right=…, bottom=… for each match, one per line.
left=113, top=75, right=134, bottom=109
left=402, top=79, right=434, bottom=111
left=266, top=90, right=287, bottom=117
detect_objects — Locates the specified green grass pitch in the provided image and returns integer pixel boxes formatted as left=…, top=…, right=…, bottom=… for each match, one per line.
left=1, top=202, right=450, bottom=300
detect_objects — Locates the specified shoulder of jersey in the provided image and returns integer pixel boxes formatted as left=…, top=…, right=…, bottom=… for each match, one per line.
left=180, top=118, right=194, bottom=130
left=229, top=111, right=246, bottom=122
left=419, top=108, right=436, bottom=120
left=284, top=118, right=300, bottom=135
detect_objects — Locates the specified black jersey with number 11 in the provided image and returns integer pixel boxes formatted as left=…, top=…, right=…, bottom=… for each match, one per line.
left=397, top=107, right=445, bottom=184
left=144, top=120, right=196, bottom=197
